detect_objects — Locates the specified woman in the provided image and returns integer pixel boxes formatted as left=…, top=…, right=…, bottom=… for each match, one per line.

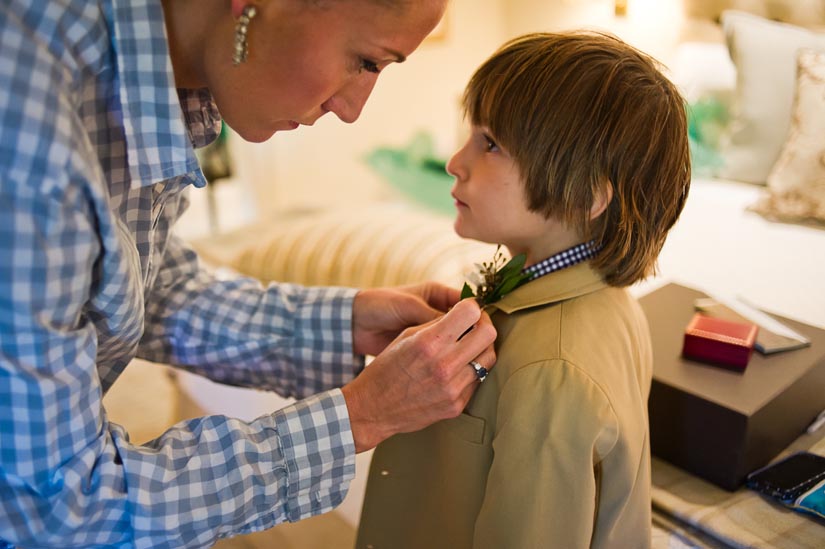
left=0, top=1, right=496, bottom=547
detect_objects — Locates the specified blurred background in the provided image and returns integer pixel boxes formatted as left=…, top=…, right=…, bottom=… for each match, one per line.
left=181, top=0, right=758, bottom=237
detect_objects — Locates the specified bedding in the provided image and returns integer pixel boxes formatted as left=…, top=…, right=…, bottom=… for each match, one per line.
left=632, top=176, right=825, bottom=332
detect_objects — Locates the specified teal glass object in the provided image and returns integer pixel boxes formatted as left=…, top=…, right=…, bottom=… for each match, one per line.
left=687, top=96, right=729, bottom=177
left=365, top=132, right=455, bottom=215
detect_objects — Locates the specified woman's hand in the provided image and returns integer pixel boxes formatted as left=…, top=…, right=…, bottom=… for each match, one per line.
left=342, top=298, right=496, bottom=453
left=351, top=282, right=461, bottom=357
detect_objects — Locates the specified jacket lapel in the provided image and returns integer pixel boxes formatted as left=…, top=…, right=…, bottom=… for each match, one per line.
left=487, top=261, right=607, bottom=315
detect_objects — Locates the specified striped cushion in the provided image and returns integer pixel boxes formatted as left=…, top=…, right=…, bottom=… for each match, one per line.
left=230, top=207, right=497, bottom=289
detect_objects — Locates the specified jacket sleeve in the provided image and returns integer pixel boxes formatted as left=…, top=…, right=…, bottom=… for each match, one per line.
left=473, top=360, right=619, bottom=548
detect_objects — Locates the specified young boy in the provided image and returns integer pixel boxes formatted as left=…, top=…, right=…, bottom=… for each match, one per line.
left=356, top=32, right=690, bottom=548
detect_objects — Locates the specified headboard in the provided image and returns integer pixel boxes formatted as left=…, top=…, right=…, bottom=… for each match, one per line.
left=683, top=0, right=825, bottom=28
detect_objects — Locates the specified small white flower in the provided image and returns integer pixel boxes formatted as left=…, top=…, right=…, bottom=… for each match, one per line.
left=466, top=271, right=484, bottom=287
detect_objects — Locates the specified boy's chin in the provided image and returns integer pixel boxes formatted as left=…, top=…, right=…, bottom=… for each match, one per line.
left=453, top=219, right=472, bottom=240
left=453, top=221, right=496, bottom=245
left=452, top=218, right=462, bottom=235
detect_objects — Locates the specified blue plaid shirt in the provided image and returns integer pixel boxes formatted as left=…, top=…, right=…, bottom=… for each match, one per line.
left=0, top=1, right=361, bottom=546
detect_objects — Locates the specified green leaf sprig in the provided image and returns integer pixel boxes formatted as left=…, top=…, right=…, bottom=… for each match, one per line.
left=461, top=246, right=532, bottom=306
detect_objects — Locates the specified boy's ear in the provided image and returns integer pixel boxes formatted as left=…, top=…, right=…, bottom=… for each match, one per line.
left=589, top=179, right=614, bottom=220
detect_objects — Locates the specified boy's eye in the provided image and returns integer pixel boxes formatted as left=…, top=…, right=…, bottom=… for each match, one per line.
left=483, top=134, right=500, bottom=152
left=359, top=58, right=380, bottom=74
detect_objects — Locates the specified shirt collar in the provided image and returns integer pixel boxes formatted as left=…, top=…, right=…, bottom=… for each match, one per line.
left=177, top=88, right=223, bottom=149
left=522, top=240, right=601, bottom=281
left=107, top=0, right=217, bottom=188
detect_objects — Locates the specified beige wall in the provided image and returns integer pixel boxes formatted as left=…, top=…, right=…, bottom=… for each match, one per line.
left=505, top=0, right=688, bottom=62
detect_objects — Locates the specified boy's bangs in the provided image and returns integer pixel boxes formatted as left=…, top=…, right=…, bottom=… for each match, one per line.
left=463, top=65, right=521, bottom=151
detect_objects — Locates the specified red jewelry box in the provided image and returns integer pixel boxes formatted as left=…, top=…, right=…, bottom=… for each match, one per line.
left=682, top=313, right=759, bottom=371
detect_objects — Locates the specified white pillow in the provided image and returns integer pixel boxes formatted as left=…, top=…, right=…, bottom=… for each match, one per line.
left=750, top=49, right=825, bottom=225
left=719, top=10, right=825, bottom=184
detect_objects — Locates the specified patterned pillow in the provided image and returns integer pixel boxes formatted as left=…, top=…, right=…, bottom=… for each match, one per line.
left=750, top=49, right=825, bottom=226
left=719, top=11, right=825, bottom=184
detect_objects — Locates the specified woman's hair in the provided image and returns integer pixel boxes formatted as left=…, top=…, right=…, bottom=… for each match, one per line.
left=463, top=32, right=691, bottom=287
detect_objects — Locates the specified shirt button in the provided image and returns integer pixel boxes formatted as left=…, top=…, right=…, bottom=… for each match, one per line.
left=380, top=470, right=390, bottom=477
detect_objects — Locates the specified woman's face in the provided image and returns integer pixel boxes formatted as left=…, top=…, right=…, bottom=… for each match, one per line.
left=205, top=0, right=446, bottom=142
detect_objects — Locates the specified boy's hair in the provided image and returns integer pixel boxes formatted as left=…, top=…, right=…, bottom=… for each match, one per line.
left=463, top=32, right=691, bottom=287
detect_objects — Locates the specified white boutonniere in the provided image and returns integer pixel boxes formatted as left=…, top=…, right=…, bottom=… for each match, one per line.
left=461, top=246, right=532, bottom=306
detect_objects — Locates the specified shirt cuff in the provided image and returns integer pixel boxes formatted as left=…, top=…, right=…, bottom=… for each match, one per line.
left=291, top=286, right=365, bottom=381
left=273, top=388, right=356, bottom=522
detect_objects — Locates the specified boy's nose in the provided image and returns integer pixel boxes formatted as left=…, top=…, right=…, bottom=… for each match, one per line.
left=446, top=146, right=467, bottom=180
left=322, top=75, right=378, bottom=124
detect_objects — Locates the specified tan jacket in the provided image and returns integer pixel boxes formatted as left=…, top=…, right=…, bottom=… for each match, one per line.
left=356, top=262, right=653, bottom=549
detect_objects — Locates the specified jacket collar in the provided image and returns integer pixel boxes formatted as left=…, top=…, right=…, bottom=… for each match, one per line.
left=486, top=261, right=607, bottom=315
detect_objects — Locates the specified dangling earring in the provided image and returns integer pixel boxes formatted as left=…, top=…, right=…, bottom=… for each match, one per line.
left=232, top=4, right=258, bottom=66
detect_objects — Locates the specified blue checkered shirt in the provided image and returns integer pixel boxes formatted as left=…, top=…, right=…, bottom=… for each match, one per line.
left=0, top=1, right=361, bottom=547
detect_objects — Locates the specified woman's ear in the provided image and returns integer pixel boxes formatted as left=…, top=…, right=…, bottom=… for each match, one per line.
left=589, top=179, right=614, bottom=220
